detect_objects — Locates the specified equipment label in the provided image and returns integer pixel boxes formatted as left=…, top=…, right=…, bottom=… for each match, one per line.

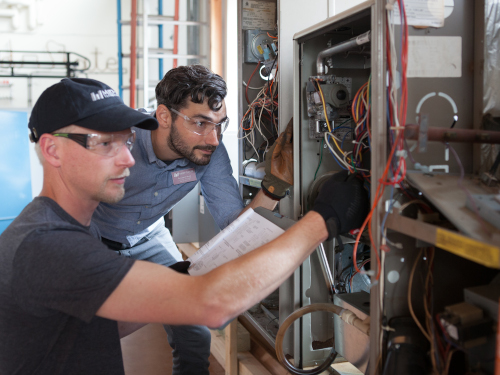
left=242, top=1, right=276, bottom=30
left=392, top=0, right=445, bottom=27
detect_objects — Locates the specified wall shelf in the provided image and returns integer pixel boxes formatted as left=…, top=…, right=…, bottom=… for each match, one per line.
left=405, top=171, right=500, bottom=246
left=385, top=213, right=500, bottom=269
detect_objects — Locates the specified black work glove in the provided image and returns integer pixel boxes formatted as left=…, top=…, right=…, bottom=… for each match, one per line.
left=168, top=261, right=191, bottom=274
left=311, top=170, right=370, bottom=241
left=261, top=118, right=293, bottom=200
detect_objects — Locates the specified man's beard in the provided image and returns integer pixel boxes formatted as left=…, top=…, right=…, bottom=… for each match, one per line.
left=93, top=170, right=130, bottom=204
left=167, top=123, right=217, bottom=165
left=96, top=187, right=125, bottom=204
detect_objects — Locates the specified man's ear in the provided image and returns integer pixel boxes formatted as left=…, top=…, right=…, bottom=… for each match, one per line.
left=156, top=104, right=172, bottom=129
left=39, top=134, right=62, bottom=167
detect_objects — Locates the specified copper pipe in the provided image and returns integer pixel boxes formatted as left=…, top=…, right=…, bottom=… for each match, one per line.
left=173, top=0, right=179, bottom=68
left=130, top=0, right=137, bottom=108
left=404, top=124, right=500, bottom=144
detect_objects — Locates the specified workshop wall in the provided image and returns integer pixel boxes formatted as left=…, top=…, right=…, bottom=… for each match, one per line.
left=1, top=0, right=128, bottom=197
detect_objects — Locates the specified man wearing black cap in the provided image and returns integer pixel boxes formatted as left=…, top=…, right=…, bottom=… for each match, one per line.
left=0, top=78, right=157, bottom=374
left=0, top=77, right=368, bottom=375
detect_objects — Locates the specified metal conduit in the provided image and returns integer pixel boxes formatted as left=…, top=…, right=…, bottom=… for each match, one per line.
left=316, top=30, right=371, bottom=75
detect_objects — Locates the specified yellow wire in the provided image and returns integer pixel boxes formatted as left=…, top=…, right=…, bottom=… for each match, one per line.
left=355, top=86, right=366, bottom=121
left=315, top=80, right=332, bottom=133
left=355, top=93, right=361, bottom=120
left=315, top=79, right=354, bottom=168
left=331, top=133, right=348, bottom=159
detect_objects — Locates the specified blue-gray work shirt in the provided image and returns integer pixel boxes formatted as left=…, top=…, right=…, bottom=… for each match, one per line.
left=92, top=127, right=244, bottom=245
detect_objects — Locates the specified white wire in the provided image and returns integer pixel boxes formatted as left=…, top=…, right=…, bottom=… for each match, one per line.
left=257, top=104, right=269, bottom=151
left=355, top=112, right=369, bottom=135
left=238, top=119, right=260, bottom=162
left=343, top=151, right=370, bottom=172
left=325, top=131, right=370, bottom=172
left=328, top=132, right=343, bottom=143
left=243, top=81, right=265, bottom=90
left=387, top=7, right=400, bottom=129
left=324, top=132, right=352, bottom=170
left=239, top=78, right=278, bottom=162
left=354, top=131, right=369, bottom=158
left=248, top=129, right=260, bottom=162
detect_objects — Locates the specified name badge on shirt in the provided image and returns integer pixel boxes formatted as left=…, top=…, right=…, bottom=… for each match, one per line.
left=172, top=168, right=197, bottom=185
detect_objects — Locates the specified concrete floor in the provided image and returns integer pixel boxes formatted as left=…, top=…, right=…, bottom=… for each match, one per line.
left=121, top=323, right=225, bottom=375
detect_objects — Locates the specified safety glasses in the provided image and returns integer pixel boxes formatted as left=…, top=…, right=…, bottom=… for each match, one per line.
left=169, top=107, right=229, bottom=136
left=52, top=130, right=136, bottom=157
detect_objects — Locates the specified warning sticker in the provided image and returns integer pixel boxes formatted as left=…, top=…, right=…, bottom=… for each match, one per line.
left=436, top=228, right=500, bottom=268
left=242, top=0, right=276, bottom=30
left=407, top=36, right=461, bottom=78
left=392, top=0, right=445, bottom=28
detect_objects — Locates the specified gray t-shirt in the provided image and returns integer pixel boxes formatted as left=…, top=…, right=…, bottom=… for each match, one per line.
left=0, top=197, right=135, bottom=374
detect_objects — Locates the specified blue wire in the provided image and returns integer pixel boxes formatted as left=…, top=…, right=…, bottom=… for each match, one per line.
left=341, top=130, right=352, bottom=149
left=334, top=125, right=351, bottom=130
left=348, top=265, right=353, bottom=293
left=328, top=148, right=348, bottom=170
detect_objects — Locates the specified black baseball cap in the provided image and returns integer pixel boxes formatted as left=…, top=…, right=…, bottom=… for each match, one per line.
left=28, top=78, right=158, bottom=142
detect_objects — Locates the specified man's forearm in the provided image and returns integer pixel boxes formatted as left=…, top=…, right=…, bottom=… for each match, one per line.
left=202, top=211, right=328, bottom=323
left=98, top=212, right=327, bottom=329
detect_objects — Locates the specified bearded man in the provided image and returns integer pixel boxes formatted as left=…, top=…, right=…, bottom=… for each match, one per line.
left=91, top=65, right=293, bottom=375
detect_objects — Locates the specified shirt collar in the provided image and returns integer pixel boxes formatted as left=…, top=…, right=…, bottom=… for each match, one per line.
left=143, top=129, right=160, bottom=164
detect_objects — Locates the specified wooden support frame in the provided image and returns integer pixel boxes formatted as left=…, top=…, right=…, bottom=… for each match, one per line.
left=225, top=321, right=238, bottom=374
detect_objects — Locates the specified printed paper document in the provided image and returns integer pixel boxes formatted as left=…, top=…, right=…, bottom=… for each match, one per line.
left=188, top=208, right=285, bottom=276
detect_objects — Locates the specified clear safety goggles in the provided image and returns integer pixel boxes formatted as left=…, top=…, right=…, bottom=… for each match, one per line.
left=52, top=130, right=136, bottom=157
left=169, top=107, right=229, bottom=136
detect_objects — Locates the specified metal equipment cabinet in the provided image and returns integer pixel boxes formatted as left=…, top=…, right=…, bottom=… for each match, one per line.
left=278, top=0, right=500, bottom=374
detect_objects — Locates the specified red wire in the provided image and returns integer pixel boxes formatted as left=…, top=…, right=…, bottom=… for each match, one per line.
left=354, top=0, right=410, bottom=280
left=352, top=128, right=405, bottom=279
left=245, top=61, right=261, bottom=104
left=349, top=3, right=411, bottom=281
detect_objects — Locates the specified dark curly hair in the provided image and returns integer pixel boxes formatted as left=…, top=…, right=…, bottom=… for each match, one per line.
left=155, top=65, right=227, bottom=119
